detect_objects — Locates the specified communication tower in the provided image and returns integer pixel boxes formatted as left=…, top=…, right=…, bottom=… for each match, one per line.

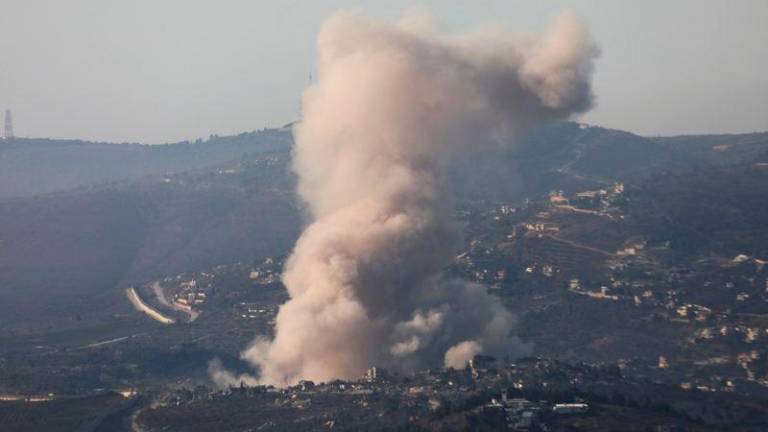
left=3, top=109, right=13, bottom=139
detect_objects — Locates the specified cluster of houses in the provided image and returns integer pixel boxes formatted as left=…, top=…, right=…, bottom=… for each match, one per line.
left=172, top=279, right=208, bottom=312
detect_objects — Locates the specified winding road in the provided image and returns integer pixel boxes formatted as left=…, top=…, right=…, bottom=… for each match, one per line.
left=126, top=287, right=175, bottom=324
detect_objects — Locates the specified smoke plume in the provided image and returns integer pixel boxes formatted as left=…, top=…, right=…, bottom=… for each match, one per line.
left=240, top=10, right=598, bottom=387
left=207, top=359, right=260, bottom=390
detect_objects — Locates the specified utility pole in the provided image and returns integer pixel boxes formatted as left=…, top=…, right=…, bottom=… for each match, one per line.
left=3, top=109, right=13, bottom=139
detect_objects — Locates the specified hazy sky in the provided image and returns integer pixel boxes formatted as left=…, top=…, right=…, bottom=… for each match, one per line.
left=0, top=0, right=766, bottom=143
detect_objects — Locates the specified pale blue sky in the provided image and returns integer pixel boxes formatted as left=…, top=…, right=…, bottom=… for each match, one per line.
left=0, top=0, right=766, bottom=143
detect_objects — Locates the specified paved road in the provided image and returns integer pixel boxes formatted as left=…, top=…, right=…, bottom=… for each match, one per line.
left=126, top=287, right=175, bottom=324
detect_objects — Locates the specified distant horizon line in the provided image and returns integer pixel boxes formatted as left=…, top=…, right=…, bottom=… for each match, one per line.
left=3, top=120, right=767, bottom=146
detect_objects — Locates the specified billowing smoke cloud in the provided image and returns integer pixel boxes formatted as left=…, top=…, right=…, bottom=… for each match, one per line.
left=238, top=10, right=598, bottom=387
left=207, top=359, right=259, bottom=390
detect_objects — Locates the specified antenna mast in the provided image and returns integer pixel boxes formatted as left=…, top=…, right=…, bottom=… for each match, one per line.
left=3, top=109, right=13, bottom=139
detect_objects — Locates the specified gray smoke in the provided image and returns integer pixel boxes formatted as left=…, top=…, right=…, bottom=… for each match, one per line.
left=207, top=359, right=259, bottom=390
left=236, top=9, right=598, bottom=387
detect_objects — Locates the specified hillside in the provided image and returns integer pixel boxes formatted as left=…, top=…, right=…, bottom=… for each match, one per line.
left=1, top=123, right=768, bottom=432
left=0, top=128, right=292, bottom=198
left=0, top=122, right=766, bottom=331
left=653, top=131, right=768, bottom=165
left=0, top=152, right=300, bottom=327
